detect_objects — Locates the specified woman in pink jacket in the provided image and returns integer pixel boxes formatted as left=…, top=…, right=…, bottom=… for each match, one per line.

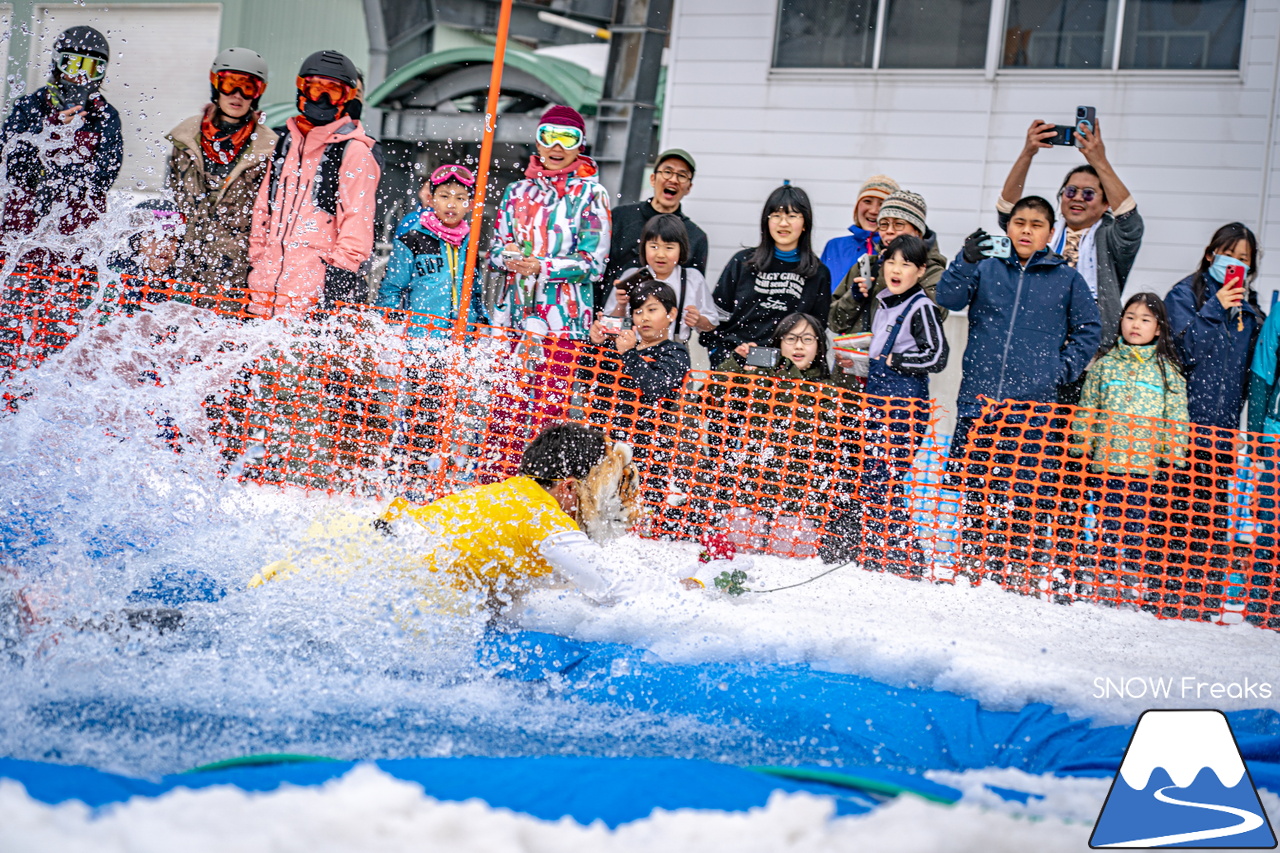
left=246, top=50, right=381, bottom=320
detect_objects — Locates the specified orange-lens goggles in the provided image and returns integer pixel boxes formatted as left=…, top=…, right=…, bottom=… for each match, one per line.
left=212, top=70, right=266, bottom=99
left=296, top=75, right=351, bottom=105
left=57, top=52, right=106, bottom=81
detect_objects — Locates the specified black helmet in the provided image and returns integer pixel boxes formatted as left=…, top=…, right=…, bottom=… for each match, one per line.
left=297, top=50, right=357, bottom=87
left=55, top=25, right=109, bottom=61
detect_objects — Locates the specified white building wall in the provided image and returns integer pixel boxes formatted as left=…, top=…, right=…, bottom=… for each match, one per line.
left=663, top=0, right=1280, bottom=308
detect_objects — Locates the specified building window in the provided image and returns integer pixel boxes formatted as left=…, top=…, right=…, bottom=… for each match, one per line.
left=881, top=0, right=992, bottom=69
left=773, top=0, right=1246, bottom=71
left=774, top=0, right=878, bottom=69
left=1119, top=0, right=1246, bottom=69
left=1002, top=0, right=1119, bottom=69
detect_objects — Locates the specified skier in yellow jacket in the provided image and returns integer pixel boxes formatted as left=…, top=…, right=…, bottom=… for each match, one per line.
left=251, top=423, right=641, bottom=609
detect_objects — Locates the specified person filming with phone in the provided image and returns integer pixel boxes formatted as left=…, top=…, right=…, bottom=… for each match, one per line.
left=0, top=26, right=122, bottom=244
left=1165, top=223, right=1262, bottom=430
left=937, top=196, right=1101, bottom=481
left=996, top=111, right=1144, bottom=404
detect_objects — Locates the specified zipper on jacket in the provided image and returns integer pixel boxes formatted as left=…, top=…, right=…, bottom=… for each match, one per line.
left=995, top=261, right=1027, bottom=401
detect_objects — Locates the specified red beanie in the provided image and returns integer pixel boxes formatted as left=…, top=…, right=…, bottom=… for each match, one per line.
left=540, top=104, right=585, bottom=131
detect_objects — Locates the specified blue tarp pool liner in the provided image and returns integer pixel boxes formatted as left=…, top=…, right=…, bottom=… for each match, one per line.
left=4, top=630, right=1280, bottom=826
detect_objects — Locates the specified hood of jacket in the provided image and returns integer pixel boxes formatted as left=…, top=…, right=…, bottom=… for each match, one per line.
left=167, top=109, right=277, bottom=188
left=293, top=115, right=377, bottom=156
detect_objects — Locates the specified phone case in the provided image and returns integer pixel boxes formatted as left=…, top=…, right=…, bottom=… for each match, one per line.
left=1225, top=265, right=1246, bottom=290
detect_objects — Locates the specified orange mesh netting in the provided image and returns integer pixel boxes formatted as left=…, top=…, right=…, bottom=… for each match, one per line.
left=3, top=263, right=1277, bottom=630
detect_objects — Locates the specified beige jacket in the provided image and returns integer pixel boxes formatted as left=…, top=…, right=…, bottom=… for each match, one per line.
left=166, top=109, right=278, bottom=316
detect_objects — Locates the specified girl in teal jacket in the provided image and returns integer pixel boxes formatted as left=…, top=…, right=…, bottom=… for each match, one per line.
left=377, top=164, right=488, bottom=336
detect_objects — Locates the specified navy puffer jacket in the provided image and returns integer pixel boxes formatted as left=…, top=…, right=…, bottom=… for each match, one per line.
left=936, top=248, right=1101, bottom=418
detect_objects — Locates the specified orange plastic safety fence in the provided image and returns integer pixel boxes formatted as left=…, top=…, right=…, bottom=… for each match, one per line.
left=0, top=263, right=249, bottom=379
left=947, top=398, right=1280, bottom=629
left=6, top=262, right=1280, bottom=632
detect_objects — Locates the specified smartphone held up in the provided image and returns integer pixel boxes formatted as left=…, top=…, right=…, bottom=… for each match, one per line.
left=1049, top=106, right=1097, bottom=147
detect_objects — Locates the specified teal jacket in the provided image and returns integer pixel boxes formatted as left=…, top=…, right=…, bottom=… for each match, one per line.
left=376, top=211, right=487, bottom=336
left=1072, top=341, right=1190, bottom=473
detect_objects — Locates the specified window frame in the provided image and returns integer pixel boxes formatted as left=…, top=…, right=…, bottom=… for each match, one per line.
left=769, top=0, right=1251, bottom=77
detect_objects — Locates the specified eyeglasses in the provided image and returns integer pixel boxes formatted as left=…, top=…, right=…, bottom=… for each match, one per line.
left=57, top=52, right=106, bottom=81
left=654, top=168, right=692, bottom=185
left=767, top=212, right=804, bottom=223
left=536, top=123, right=584, bottom=150
left=296, top=75, right=352, bottom=106
left=212, top=70, right=266, bottom=100
left=1061, top=185, right=1098, bottom=202
left=781, top=334, right=818, bottom=346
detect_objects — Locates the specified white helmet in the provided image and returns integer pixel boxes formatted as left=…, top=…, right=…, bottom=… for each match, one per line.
left=210, top=47, right=268, bottom=84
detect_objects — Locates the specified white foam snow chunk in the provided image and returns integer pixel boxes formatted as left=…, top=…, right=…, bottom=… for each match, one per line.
left=0, top=763, right=1106, bottom=853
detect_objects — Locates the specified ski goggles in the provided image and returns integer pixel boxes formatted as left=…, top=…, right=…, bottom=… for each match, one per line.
left=429, top=164, right=477, bottom=190
left=57, top=52, right=107, bottom=81
left=212, top=70, right=266, bottom=100
left=296, top=75, right=352, bottom=106
left=132, top=209, right=187, bottom=236
left=536, top=123, right=583, bottom=150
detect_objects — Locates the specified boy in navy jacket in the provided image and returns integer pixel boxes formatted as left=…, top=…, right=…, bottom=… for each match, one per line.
left=936, top=196, right=1101, bottom=576
left=937, top=196, right=1101, bottom=460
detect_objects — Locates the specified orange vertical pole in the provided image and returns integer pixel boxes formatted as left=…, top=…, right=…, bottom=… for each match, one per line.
left=453, top=0, right=515, bottom=341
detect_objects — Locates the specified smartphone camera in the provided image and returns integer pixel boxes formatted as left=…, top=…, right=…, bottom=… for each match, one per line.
left=984, top=235, right=1012, bottom=259
left=600, top=316, right=624, bottom=334
left=745, top=346, right=782, bottom=369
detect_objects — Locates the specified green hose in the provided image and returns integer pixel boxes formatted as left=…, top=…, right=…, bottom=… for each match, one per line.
left=184, top=753, right=345, bottom=774
left=747, top=765, right=959, bottom=805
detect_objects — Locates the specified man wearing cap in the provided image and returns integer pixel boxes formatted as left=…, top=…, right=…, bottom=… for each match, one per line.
left=819, top=175, right=898, bottom=293
left=599, top=148, right=708, bottom=309
left=489, top=104, right=611, bottom=339
left=829, top=189, right=948, bottom=337
left=0, top=25, right=123, bottom=241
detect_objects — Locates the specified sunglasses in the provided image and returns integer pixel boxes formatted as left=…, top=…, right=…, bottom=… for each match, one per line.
left=296, top=75, right=352, bottom=106
left=537, top=123, right=583, bottom=150
left=57, top=52, right=106, bottom=81
left=1061, top=185, right=1098, bottom=202
left=212, top=70, right=266, bottom=100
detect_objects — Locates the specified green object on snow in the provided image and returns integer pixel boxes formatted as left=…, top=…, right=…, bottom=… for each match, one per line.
left=714, top=569, right=749, bottom=596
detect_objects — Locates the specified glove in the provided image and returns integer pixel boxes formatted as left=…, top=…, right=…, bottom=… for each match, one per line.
left=962, top=229, right=991, bottom=264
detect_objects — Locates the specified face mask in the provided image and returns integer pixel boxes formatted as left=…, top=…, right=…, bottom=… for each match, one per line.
left=301, top=97, right=342, bottom=125
left=1208, top=253, right=1250, bottom=284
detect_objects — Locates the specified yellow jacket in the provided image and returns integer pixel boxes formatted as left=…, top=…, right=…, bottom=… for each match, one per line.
left=383, top=476, right=578, bottom=592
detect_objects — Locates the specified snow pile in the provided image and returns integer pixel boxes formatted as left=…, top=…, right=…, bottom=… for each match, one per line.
left=0, top=763, right=1115, bottom=853
left=521, top=535, right=1280, bottom=725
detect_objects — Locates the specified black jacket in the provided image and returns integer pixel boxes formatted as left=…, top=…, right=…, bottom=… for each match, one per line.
left=599, top=199, right=709, bottom=305
left=702, top=250, right=832, bottom=366
left=620, top=338, right=692, bottom=405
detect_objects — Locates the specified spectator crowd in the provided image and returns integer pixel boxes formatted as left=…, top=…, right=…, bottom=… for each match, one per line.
left=5, top=28, right=1280, bottom=578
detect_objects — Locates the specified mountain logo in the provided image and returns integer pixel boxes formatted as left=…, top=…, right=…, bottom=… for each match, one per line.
left=1091, top=709, right=1276, bottom=848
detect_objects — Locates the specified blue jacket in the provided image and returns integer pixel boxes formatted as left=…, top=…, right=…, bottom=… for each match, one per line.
left=936, top=248, right=1101, bottom=418
left=819, top=225, right=879, bottom=293
left=376, top=211, right=487, bottom=336
left=1166, top=273, right=1262, bottom=430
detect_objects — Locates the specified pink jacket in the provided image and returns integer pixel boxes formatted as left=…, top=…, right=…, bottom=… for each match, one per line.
left=246, top=116, right=380, bottom=319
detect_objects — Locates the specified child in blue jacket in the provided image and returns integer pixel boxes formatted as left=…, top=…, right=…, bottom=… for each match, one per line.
left=377, top=164, right=488, bottom=335
left=936, top=196, right=1101, bottom=575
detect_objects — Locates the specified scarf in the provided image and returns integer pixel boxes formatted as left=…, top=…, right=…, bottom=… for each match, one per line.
left=420, top=209, right=470, bottom=247
left=199, top=105, right=258, bottom=167
left=1051, top=217, right=1102, bottom=299
left=524, top=154, right=589, bottom=196
left=847, top=224, right=879, bottom=258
